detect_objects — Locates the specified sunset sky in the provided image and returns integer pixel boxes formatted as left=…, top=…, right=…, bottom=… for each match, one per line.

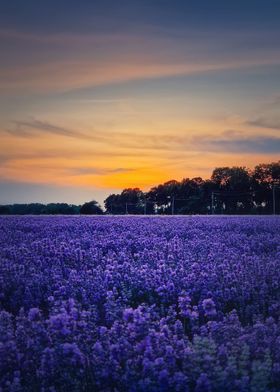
left=1, top=0, right=280, bottom=205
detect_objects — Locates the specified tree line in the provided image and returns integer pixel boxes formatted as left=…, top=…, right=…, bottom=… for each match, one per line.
left=0, top=201, right=103, bottom=215
left=104, top=161, right=280, bottom=215
left=0, top=161, right=279, bottom=215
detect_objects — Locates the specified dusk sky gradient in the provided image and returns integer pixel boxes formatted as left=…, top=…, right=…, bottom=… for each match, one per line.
left=1, top=0, right=280, bottom=204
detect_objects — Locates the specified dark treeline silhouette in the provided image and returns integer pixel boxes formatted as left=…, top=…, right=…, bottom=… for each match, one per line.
left=104, top=161, right=280, bottom=215
left=0, top=202, right=103, bottom=215
left=0, top=161, right=279, bottom=215
left=80, top=200, right=103, bottom=215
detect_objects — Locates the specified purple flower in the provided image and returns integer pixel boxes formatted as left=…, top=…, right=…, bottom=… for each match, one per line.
left=202, top=299, right=217, bottom=318
left=123, top=308, right=134, bottom=323
left=28, top=308, right=41, bottom=321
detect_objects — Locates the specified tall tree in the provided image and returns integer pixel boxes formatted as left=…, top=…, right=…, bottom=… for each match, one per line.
left=104, top=188, right=146, bottom=214
left=252, top=161, right=280, bottom=213
left=80, top=200, right=103, bottom=215
left=211, top=167, right=253, bottom=214
left=147, top=180, right=180, bottom=214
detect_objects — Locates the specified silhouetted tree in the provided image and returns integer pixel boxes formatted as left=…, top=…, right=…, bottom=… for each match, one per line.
left=3, top=203, right=81, bottom=215
left=42, top=203, right=80, bottom=214
left=147, top=180, right=180, bottom=214
left=178, top=177, right=207, bottom=214
left=252, top=161, right=280, bottom=213
left=211, top=167, right=253, bottom=214
left=80, top=200, right=103, bottom=215
left=104, top=188, right=148, bottom=214
left=0, top=205, right=10, bottom=214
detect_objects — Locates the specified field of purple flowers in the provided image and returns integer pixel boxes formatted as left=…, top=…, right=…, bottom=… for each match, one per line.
left=0, top=216, right=280, bottom=391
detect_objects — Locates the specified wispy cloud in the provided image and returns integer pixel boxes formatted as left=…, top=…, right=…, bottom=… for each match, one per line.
left=247, top=117, right=280, bottom=131
left=5, top=118, right=280, bottom=155
left=2, top=57, right=280, bottom=95
left=0, top=149, right=152, bottom=162
left=0, top=29, right=124, bottom=45
left=6, top=119, right=95, bottom=140
left=1, top=25, right=280, bottom=94
left=192, top=131, right=280, bottom=154
left=5, top=118, right=187, bottom=149
left=69, top=167, right=135, bottom=175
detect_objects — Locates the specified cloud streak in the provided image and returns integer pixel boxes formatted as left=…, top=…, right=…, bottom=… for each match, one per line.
left=192, top=132, right=280, bottom=154
left=5, top=118, right=280, bottom=155
left=5, top=118, right=188, bottom=150
left=7, top=119, right=94, bottom=140
left=2, top=56, right=280, bottom=95
left=247, top=117, right=280, bottom=131
left=69, top=167, right=135, bottom=176
left=1, top=25, right=280, bottom=94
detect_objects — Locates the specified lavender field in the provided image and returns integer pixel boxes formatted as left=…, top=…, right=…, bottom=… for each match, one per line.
left=0, top=216, right=280, bottom=392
